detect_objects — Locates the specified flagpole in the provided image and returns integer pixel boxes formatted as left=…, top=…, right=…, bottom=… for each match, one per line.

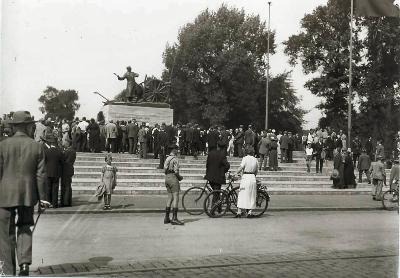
left=348, top=0, right=354, bottom=148
left=265, top=1, right=271, bottom=130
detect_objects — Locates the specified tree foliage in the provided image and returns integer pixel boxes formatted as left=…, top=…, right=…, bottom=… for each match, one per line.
left=284, top=0, right=363, bottom=130
left=162, top=5, right=305, bottom=131
left=284, top=0, right=399, bottom=153
left=355, top=17, right=400, bottom=154
left=38, top=86, right=80, bottom=121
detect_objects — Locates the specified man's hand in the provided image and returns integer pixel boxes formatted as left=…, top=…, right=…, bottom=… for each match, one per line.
left=40, top=201, right=51, bottom=209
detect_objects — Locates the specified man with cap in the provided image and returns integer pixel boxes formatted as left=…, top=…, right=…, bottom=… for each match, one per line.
left=43, top=133, right=64, bottom=208
left=244, top=125, right=255, bottom=153
left=116, top=66, right=139, bottom=102
left=0, top=111, right=50, bottom=276
left=163, top=144, right=184, bottom=225
left=357, top=149, right=371, bottom=184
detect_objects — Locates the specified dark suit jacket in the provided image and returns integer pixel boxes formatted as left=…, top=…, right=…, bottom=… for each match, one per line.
left=127, top=123, right=139, bottom=138
left=207, top=130, right=219, bottom=149
left=234, top=131, right=244, bottom=144
left=205, top=149, right=230, bottom=184
left=218, top=130, right=230, bottom=147
left=244, top=129, right=255, bottom=145
left=44, top=145, right=63, bottom=178
left=280, top=135, right=289, bottom=149
left=62, top=147, right=76, bottom=177
left=192, top=129, right=201, bottom=144
left=0, top=131, right=47, bottom=207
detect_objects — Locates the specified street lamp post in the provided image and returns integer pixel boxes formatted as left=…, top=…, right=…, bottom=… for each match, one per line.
left=265, top=1, right=271, bottom=130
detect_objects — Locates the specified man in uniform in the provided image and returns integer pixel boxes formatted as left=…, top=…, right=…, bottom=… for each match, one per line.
left=116, top=66, right=139, bottom=102
left=0, top=111, right=50, bottom=276
left=235, top=125, right=245, bottom=157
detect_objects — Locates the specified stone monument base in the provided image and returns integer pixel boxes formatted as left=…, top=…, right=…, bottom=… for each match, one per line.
left=101, top=102, right=173, bottom=125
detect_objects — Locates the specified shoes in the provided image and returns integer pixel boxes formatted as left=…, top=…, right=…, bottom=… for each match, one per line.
left=372, top=197, right=376, bottom=200
left=170, top=208, right=184, bottom=225
left=19, top=263, right=29, bottom=276
left=234, top=214, right=242, bottom=218
left=246, top=214, right=255, bottom=219
left=164, top=207, right=171, bottom=224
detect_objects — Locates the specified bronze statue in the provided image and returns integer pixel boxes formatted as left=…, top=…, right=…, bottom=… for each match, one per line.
left=114, top=66, right=139, bottom=102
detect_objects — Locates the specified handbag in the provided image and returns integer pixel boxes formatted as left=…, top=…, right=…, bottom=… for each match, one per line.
left=330, top=169, right=339, bottom=180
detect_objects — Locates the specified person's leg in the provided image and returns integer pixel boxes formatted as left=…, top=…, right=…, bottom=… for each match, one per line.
left=319, top=158, right=324, bottom=173
left=376, top=180, right=383, bottom=200
left=16, top=207, right=34, bottom=275
left=171, top=192, right=184, bottom=225
left=316, top=157, right=320, bottom=173
left=51, top=178, right=59, bottom=208
left=143, top=143, right=147, bottom=159
left=0, top=207, right=16, bottom=276
left=371, top=179, right=377, bottom=200
left=259, top=154, right=264, bottom=170
left=366, top=170, right=371, bottom=184
left=358, top=170, right=363, bottom=183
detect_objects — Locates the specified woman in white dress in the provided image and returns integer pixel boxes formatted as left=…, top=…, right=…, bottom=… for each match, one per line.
left=235, top=147, right=259, bottom=218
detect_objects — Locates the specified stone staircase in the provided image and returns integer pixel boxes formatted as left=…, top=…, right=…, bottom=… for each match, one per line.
left=71, top=151, right=389, bottom=195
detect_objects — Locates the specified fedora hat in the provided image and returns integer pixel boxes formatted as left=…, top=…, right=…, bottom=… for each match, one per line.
left=10, top=111, right=36, bottom=125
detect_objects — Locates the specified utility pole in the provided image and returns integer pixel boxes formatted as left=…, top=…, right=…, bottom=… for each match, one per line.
left=348, top=0, right=354, bottom=147
left=265, top=1, right=271, bottom=130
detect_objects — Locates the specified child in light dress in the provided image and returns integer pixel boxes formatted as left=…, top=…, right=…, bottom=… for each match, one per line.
left=95, top=154, right=118, bottom=210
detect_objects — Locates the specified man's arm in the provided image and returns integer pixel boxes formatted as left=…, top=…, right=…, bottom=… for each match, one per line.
left=117, top=73, right=127, bottom=80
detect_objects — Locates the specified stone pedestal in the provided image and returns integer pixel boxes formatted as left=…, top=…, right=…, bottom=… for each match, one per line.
left=101, top=102, right=173, bottom=125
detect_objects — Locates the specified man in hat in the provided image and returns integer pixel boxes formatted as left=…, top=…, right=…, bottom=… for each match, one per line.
left=43, top=133, right=63, bottom=208
left=61, top=138, right=76, bottom=207
left=0, top=111, right=50, bottom=276
left=157, top=123, right=168, bottom=169
left=116, top=66, right=139, bottom=102
left=369, top=156, right=386, bottom=200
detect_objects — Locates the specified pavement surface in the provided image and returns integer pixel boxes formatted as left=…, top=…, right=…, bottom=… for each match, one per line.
left=30, top=211, right=399, bottom=277
left=41, top=194, right=387, bottom=214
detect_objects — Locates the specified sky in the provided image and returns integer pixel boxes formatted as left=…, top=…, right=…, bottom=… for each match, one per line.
left=1, top=0, right=328, bottom=129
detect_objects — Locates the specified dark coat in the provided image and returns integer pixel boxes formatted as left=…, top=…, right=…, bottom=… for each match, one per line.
left=207, top=130, right=219, bottom=149
left=357, top=154, right=371, bottom=171
left=192, top=129, right=201, bottom=144
left=280, top=135, right=289, bottom=149
left=234, top=131, right=244, bottom=144
left=0, top=132, right=47, bottom=207
left=62, top=147, right=76, bottom=177
left=205, top=149, right=230, bottom=184
left=44, top=145, right=63, bottom=178
left=127, top=123, right=139, bottom=138
left=218, top=130, right=230, bottom=148
left=344, top=154, right=356, bottom=187
left=244, top=129, right=255, bottom=145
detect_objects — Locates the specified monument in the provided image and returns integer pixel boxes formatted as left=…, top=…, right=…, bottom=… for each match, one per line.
left=97, top=67, right=173, bottom=125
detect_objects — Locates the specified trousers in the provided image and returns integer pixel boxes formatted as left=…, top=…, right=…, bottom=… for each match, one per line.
left=0, top=206, right=34, bottom=276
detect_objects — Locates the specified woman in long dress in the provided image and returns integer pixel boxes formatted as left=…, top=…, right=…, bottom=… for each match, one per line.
left=235, top=147, right=259, bottom=218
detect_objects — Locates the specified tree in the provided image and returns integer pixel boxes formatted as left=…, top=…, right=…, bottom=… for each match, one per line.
left=162, top=5, right=304, bottom=129
left=38, top=86, right=80, bottom=121
left=284, top=0, right=363, bottom=130
left=356, top=16, right=400, bottom=155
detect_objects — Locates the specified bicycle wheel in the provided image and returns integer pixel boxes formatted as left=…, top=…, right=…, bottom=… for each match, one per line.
left=382, top=190, right=399, bottom=211
left=251, top=190, right=270, bottom=217
left=182, top=187, right=208, bottom=215
left=227, top=186, right=239, bottom=215
left=204, top=190, right=229, bottom=218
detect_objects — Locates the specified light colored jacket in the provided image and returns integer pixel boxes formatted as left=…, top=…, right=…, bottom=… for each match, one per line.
left=0, top=132, right=47, bottom=207
left=369, top=161, right=386, bottom=181
left=105, top=123, right=117, bottom=139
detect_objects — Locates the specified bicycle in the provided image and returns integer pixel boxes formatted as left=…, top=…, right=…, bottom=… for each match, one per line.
left=204, top=172, right=270, bottom=218
left=182, top=179, right=213, bottom=215
left=382, top=182, right=399, bottom=212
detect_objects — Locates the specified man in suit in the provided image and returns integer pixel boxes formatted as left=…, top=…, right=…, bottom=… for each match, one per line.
left=60, top=138, right=76, bottom=207
left=204, top=142, right=230, bottom=214
left=105, top=120, right=118, bottom=153
left=138, top=124, right=148, bottom=158
left=207, top=126, right=219, bottom=152
left=192, top=124, right=201, bottom=159
left=280, top=131, right=289, bottom=163
left=127, top=119, right=139, bottom=154
left=235, top=125, right=245, bottom=157
left=218, top=126, right=230, bottom=157
left=157, top=123, right=169, bottom=169
left=244, top=125, right=255, bottom=153
left=152, top=124, right=160, bottom=159
left=43, top=134, right=63, bottom=208
left=0, top=111, right=50, bottom=276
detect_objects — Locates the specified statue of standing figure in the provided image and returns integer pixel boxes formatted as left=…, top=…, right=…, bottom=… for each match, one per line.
left=114, top=66, right=140, bottom=102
